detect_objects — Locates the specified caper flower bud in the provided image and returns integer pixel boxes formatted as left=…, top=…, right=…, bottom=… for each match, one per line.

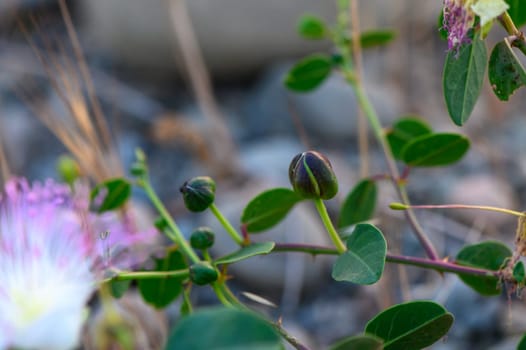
left=289, top=151, right=338, bottom=200
left=180, top=176, right=216, bottom=212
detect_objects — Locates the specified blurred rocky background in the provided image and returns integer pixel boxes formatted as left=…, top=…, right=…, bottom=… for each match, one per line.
left=1, top=0, right=526, bottom=349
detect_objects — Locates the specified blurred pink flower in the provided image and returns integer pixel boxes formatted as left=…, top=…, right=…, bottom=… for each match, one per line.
left=0, top=178, right=157, bottom=350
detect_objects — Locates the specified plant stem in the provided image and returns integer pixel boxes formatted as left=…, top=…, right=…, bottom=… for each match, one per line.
left=272, top=243, right=499, bottom=277
left=399, top=203, right=525, bottom=217
left=313, top=198, right=346, bottom=253
left=209, top=203, right=244, bottom=245
left=141, top=180, right=200, bottom=264
left=499, top=12, right=526, bottom=56
left=111, top=269, right=190, bottom=282
left=211, top=282, right=232, bottom=307
left=274, top=323, right=311, bottom=350
left=350, top=81, right=439, bottom=261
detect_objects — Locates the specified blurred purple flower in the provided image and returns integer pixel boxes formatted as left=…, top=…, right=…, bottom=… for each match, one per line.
left=0, top=178, right=157, bottom=350
left=443, top=0, right=476, bottom=52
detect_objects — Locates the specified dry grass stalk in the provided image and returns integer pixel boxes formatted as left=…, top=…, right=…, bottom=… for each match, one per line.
left=0, top=132, right=10, bottom=186
left=17, top=0, right=122, bottom=182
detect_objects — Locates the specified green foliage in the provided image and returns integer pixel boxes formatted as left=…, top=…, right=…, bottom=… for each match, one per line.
left=488, top=40, right=526, bottom=100
left=518, top=333, right=526, bottom=350
left=443, top=36, right=487, bottom=126
left=329, top=334, right=384, bottom=350
left=109, top=280, right=131, bottom=299
left=90, top=178, right=131, bottom=213
left=401, top=133, right=470, bottom=167
left=241, top=188, right=302, bottom=233
left=338, top=179, right=377, bottom=228
left=513, top=261, right=525, bottom=284
left=214, top=242, right=275, bottom=265
left=284, top=54, right=332, bottom=92
left=165, top=307, right=283, bottom=350
left=365, top=301, right=454, bottom=350
left=139, top=250, right=187, bottom=308
left=359, top=29, right=397, bottom=48
left=386, top=117, right=432, bottom=160
left=332, top=224, right=386, bottom=284
left=297, top=14, right=327, bottom=39
left=456, top=241, right=511, bottom=295
left=505, top=0, right=526, bottom=27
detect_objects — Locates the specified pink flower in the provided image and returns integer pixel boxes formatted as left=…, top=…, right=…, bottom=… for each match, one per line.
left=0, top=178, right=157, bottom=349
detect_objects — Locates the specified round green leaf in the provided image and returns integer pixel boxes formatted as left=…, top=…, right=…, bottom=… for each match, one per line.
left=297, top=14, right=327, bottom=39
left=90, top=178, right=131, bottom=213
left=386, top=117, right=432, bottom=160
left=165, top=307, right=282, bottom=350
left=284, top=54, right=332, bottom=92
left=456, top=240, right=511, bottom=295
left=401, top=133, right=469, bottom=167
left=241, top=188, right=302, bottom=233
left=488, top=40, right=526, bottom=101
left=359, top=29, right=397, bottom=48
left=332, top=224, right=386, bottom=285
left=365, top=300, right=454, bottom=350
left=109, top=279, right=131, bottom=299
left=215, top=242, right=275, bottom=265
left=330, top=334, right=384, bottom=350
left=139, top=250, right=187, bottom=308
left=338, top=179, right=378, bottom=228
left=443, top=35, right=487, bottom=126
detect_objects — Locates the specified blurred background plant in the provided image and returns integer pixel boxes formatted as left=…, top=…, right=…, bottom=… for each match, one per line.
left=0, top=0, right=526, bottom=349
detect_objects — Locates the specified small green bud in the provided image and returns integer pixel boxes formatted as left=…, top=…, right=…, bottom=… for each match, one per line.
left=57, top=155, right=80, bottom=185
left=189, top=262, right=218, bottom=285
left=389, top=202, right=409, bottom=210
left=289, top=151, right=338, bottom=200
left=154, top=216, right=168, bottom=231
left=180, top=176, right=216, bottom=212
left=130, top=162, right=147, bottom=177
left=190, top=227, right=215, bottom=250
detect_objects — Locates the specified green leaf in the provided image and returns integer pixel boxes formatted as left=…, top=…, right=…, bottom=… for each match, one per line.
left=90, top=178, right=132, bottom=213
left=488, top=40, right=526, bottom=101
left=514, top=261, right=525, bottom=283
left=215, top=242, right=275, bottom=265
left=165, top=307, right=283, bottom=350
left=329, top=334, right=384, bottom=350
left=401, top=133, right=470, bottom=167
left=456, top=241, right=511, bottom=295
left=332, top=224, right=387, bottom=284
left=139, top=250, right=187, bottom=308
left=241, top=188, right=303, bottom=233
left=297, top=14, right=327, bottom=39
left=365, top=300, right=454, bottom=350
left=338, top=179, right=378, bottom=228
left=438, top=11, right=447, bottom=41
left=386, top=117, right=433, bottom=160
left=505, top=0, right=526, bottom=27
left=443, top=36, right=487, bottom=126
left=109, top=279, right=131, bottom=299
left=518, top=333, right=526, bottom=350
left=284, top=54, right=332, bottom=92
left=359, top=29, right=397, bottom=48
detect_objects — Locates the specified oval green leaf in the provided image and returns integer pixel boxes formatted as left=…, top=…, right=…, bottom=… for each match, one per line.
left=401, top=133, right=469, bottom=167
left=443, top=35, right=487, bottom=126
left=90, top=178, right=131, bottom=213
left=488, top=40, right=526, bottom=101
left=109, top=279, right=131, bottom=299
left=332, top=224, right=386, bottom=285
left=330, top=334, right=384, bottom=350
left=360, top=29, right=397, bottom=48
left=241, top=188, right=302, bottom=233
left=365, top=300, right=454, bottom=350
left=456, top=240, right=511, bottom=295
left=297, top=14, right=327, bottom=39
left=165, top=307, right=282, bottom=350
left=338, top=179, right=378, bottom=228
left=386, top=117, right=432, bottom=160
left=139, top=250, right=187, bottom=308
left=215, top=242, right=275, bottom=265
left=514, top=261, right=525, bottom=284
left=284, top=54, right=332, bottom=92
left=506, top=0, right=526, bottom=27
